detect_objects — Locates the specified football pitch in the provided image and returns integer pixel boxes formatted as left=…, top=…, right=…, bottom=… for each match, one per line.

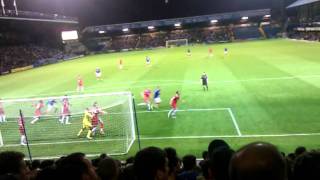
left=0, top=39, right=320, bottom=159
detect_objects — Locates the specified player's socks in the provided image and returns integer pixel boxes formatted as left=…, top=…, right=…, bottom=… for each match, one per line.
left=65, top=116, right=71, bottom=124
left=2, top=116, right=5, bottom=122
left=168, top=110, right=173, bottom=118
left=77, top=129, right=83, bottom=136
left=92, top=127, right=97, bottom=136
left=87, top=130, right=92, bottom=139
left=100, top=129, right=105, bottom=135
left=60, top=116, right=64, bottom=124
left=31, top=118, right=39, bottom=124
left=20, top=136, right=27, bottom=145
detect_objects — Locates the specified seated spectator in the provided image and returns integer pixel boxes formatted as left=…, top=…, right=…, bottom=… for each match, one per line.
left=294, top=146, right=306, bottom=157
left=0, top=151, right=30, bottom=180
left=56, top=152, right=98, bottom=180
left=96, top=157, right=120, bottom=180
left=164, top=147, right=181, bottom=180
left=208, top=146, right=234, bottom=180
left=293, top=151, right=320, bottom=180
left=208, top=139, right=230, bottom=158
left=133, top=146, right=169, bottom=180
left=178, top=155, right=199, bottom=180
left=229, top=142, right=286, bottom=180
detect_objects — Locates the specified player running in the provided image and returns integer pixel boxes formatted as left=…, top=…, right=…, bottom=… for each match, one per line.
left=91, top=102, right=107, bottom=136
left=119, top=59, right=123, bottom=69
left=0, top=99, right=6, bottom=123
left=187, top=49, right=191, bottom=56
left=201, top=72, right=209, bottom=91
left=77, top=76, right=84, bottom=92
left=168, top=91, right=180, bottom=119
left=146, top=56, right=151, bottom=66
left=153, top=87, right=161, bottom=108
left=95, top=67, right=102, bottom=80
left=18, top=117, right=27, bottom=146
left=46, top=99, right=58, bottom=114
left=77, top=108, right=94, bottom=140
left=224, top=47, right=228, bottom=56
left=60, top=97, right=71, bottom=124
left=30, top=100, right=44, bottom=124
left=208, top=47, right=213, bottom=57
left=141, top=89, right=152, bottom=111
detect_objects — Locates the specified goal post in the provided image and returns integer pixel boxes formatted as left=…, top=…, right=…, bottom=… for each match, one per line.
left=166, top=39, right=188, bottom=48
left=0, top=92, right=136, bottom=158
left=0, top=130, right=3, bottom=147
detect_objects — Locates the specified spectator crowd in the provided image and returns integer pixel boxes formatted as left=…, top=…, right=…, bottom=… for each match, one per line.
left=0, top=140, right=319, bottom=180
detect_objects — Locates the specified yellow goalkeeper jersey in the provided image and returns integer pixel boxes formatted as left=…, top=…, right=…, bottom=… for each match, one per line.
left=82, top=110, right=92, bottom=126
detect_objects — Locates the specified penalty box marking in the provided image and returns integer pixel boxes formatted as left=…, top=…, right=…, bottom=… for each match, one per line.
left=136, top=108, right=242, bottom=136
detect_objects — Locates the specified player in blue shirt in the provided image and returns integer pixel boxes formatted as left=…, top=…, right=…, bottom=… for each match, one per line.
left=95, top=67, right=102, bottom=80
left=46, top=99, right=57, bottom=114
left=153, top=87, right=161, bottom=108
left=187, top=49, right=191, bottom=56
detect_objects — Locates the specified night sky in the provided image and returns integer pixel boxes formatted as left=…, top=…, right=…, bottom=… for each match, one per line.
left=13, top=0, right=295, bottom=26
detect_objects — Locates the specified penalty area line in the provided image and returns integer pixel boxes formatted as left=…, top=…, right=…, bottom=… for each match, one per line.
left=3, top=133, right=320, bottom=148
left=140, top=132, right=320, bottom=140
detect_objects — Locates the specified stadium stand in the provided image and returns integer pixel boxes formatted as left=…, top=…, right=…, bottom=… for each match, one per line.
left=232, top=25, right=262, bottom=40
left=262, top=24, right=282, bottom=38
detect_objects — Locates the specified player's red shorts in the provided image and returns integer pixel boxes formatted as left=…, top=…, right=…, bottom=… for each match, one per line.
left=34, top=110, right=41, bottom=117
left=144, top=96, right=150, bottom=103
left=62, top=108, right=70, bottom=115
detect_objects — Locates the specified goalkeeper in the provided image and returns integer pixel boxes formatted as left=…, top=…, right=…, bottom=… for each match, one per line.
left=77, top=108, right=94, bottom=140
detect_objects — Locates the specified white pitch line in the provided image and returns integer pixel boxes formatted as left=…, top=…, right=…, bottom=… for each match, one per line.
left=135, top=108, right=229, bottom=114
left=227, top=108, right=242, bottom=136
left=4, top=133, right=320, bottom=148
left=2, top=138, right=127, bottom=148
left=140, top=133, right=320, bottom=140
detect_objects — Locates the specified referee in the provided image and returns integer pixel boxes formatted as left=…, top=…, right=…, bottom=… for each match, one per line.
left=201, top=72, right=208, bottom=91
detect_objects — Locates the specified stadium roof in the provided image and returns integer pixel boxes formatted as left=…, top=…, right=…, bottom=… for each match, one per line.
left=83, top=9, right=270, bottom=33
left=287, top=0, right=320, bottom=8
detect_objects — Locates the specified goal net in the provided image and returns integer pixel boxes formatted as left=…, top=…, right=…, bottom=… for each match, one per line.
left=166, top=39, right=188, bottom=48
left=0, top=92, right=136, bottom=158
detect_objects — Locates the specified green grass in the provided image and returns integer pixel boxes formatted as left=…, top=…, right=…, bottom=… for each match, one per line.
left=1, top=39, right=320, bottom=159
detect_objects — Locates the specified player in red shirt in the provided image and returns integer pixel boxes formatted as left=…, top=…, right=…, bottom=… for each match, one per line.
left=91, top=102, right=106, bottom=136
left=168, top=91, right=180, bottom=119
left=18, top=117, right=27, bottom=146
left=141, top=89, right=152, bottom=111
left=31, top=100, right=44, bottom=124
left=119, top=59, right=123, bottom=70
left=0, top=99, right=6, bottom=123
left=208, top=47, right=213, bottom=57
left=60, top=97, right=71, bottom=124
left=77, top=76, right=84, bottom=92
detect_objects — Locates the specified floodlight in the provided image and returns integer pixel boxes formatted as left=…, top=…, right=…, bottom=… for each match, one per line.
left=122, top=28, right=129, bottom=32
left=211, top=20, right=218, bottom=23
left=98, top=30, right=105, bottom=34
left=241, top=16, right=249, bottom=20
left=148, top=26, right=155, bottom=30
left=174, top=23, right=181, bottom=27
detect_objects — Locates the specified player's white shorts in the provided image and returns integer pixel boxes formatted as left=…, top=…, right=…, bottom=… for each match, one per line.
left=96, top=72, right=102, bottom=78
left=154, top=97, right=161, bottom=104
left=146, top=61, right=150, bottom=65
left=224, top=51, right=228, bottom=55
left=47, top=105, right=55, bottom=112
